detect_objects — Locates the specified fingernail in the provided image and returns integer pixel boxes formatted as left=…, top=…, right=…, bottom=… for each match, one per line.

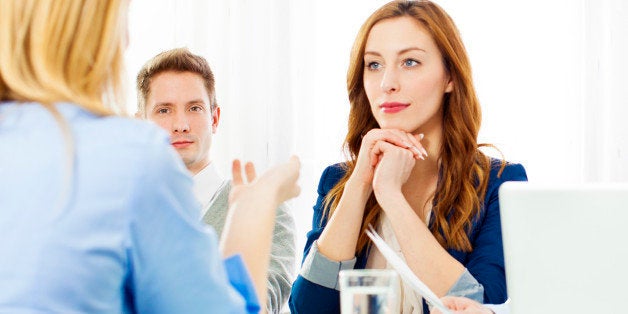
left=420, top=147, right=428, bottom=157
left=403, top=141, right=411, bottom=148
left=411, top=146, right=422, bottom=156
left=419, top=133, right=424, bottom=140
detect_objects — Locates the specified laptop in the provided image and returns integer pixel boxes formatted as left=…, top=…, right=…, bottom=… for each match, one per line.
left=499, top=182, right=628, bottom=314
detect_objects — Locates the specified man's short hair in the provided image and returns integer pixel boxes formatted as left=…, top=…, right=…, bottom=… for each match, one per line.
left=136, top=48, right=217, bottom=115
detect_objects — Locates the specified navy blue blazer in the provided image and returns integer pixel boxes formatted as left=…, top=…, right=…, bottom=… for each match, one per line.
left=289, top=159, right=528, bottom=313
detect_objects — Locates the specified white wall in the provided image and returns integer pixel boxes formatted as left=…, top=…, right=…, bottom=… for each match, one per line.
left=583, top=0, right=628, bottom=182
left=438, top=0, right=585, bottom=183
left=126, top=0, right=628, bottom=286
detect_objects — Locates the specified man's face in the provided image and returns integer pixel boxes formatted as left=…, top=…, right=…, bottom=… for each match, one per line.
left=144, top=71, right=220, bottom=174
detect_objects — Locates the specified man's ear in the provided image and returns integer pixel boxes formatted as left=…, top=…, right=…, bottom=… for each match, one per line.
left=211, top=107, right=221, bottom=133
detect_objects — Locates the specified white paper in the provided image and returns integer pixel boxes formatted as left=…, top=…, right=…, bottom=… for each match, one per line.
left=366, top=226, right=453, bottom=314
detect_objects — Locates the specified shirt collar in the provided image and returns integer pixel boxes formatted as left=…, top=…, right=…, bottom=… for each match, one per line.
left=193, top=162, right=224, bottom=212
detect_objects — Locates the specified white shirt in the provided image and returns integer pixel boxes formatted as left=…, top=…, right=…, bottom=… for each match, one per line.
left=193, top=162, right=225, bottom=217
left=366, top=214, right=424, bottom=314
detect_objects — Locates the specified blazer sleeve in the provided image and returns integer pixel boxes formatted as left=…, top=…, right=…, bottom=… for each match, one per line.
left=289, top=164, right=348, bottom=314
left=464, top=162, right=528, bottom=304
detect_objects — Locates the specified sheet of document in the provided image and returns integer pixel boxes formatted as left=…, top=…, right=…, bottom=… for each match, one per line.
left=366, top=226, right=453, bottom=314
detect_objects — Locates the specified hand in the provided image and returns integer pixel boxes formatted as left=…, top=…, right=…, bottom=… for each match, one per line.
left=255, top=155, right=301, bottom=203
left=371, top=140, right=416, bottom=200
left=229, top=156, right=301, bottom=208
left=228, top=159, right=257, bottom=206
left=352, top=129, right=427, bottom=186
left=432, top=296, right=494, bottom=314
left=222, top=157, right=300, bottom=311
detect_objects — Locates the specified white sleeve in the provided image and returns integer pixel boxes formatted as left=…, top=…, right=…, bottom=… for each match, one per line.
left=484, top=299, right=510, bottom=314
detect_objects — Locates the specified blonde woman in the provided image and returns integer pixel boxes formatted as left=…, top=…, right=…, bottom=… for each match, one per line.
left=0, top=0, right=299, bottom=313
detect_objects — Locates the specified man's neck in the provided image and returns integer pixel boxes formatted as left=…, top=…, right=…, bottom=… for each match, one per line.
left=188, top=160, right=211, bottom=175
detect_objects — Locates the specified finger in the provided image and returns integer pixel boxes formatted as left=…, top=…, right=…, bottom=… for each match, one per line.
left=440, top=296, right=458, bottom=307
left=375, top=139, right=402, bottom=152
left=365, top=129, right=412, bottom=150
left=404, top=133, right=423, bottom=159
left=244, top=161, right=256, bottom=182
left=289, top=155, right=301, bottom=171
left=372, top=154, right=381, bottom=168
left=413, top=133, right=429, bottom=157
left=232, top=159, right=243, bottom=185
left=286, top=155, right=301, bottom=177
left=289, top=155, right=301, bottom=180
left=370, top=147, right=379, bottom=167
left=370, top=140, right=388, bottom=167
left=381, top=129, right=414, bottom=149
left=370, top=140, right=399, bottom=166
left=440, top=296, right=483, bottom=311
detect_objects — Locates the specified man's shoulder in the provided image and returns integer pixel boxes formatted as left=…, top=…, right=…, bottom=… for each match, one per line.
left=207, top=180, right=231, bottom=210
left=201, top=180, right=231, bottom=236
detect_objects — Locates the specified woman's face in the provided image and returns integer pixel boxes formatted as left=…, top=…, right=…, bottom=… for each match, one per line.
left=363, top=16, right=452, bottom=135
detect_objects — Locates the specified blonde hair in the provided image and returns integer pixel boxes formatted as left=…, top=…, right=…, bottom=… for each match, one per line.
left=0, top=0, right=128, bottom=115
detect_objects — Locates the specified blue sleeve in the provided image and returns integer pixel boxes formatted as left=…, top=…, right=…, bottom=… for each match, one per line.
left=224, top=255, right=261, bottom=313
left=125, top=134, right=251, bottom=314
left=289, top=164, right=346, bottom=313
left=465, top=162, right=528, bottom=304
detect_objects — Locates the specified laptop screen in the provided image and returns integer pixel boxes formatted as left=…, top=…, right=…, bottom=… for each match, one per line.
left=499, top=182, right=628, bottom=314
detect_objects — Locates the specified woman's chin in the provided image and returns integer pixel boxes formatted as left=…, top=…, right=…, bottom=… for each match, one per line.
left=378, top=124, right=418, bottom=134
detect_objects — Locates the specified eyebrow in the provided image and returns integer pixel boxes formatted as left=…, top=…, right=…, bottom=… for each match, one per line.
left=152, top=100, right=206, bottom=107
left=364, top=47, right=427, bottom=56
left=152, top=102, right=173, bottom=108
left=187, top=100, right=206, bottom=105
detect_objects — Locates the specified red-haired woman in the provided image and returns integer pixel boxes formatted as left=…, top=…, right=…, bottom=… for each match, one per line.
left=290, top=1, right=527, bottom=313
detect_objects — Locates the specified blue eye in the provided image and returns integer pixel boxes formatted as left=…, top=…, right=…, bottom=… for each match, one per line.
left=403, top=59, right=419, bottom=67
left=366, top=61, right=382, bottom=70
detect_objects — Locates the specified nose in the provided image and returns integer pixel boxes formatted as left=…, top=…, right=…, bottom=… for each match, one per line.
left=380, top=67, right=400, bottom=94
left=172, top=112, right=190, bottom=133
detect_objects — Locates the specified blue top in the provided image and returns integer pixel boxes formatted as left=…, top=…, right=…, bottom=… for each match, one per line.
left=0, top=103, right=258, bottom=314
left=289, top=160, right=528, bottom=313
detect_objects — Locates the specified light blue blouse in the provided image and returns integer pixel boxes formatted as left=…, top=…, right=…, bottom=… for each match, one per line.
left=0, top=103, right=258, bottom=313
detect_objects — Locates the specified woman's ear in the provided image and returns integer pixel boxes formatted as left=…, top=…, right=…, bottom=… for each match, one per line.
left=445, top=77, right=454, bottom=93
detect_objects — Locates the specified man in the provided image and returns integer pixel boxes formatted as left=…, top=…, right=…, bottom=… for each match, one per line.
left=136, top=48, right=296, bottom=313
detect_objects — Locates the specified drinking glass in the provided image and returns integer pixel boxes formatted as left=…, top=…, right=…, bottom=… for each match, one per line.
left=339, top=269, right=399, bottom=314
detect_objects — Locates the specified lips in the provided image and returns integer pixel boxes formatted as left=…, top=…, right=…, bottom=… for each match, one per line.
left=379, top=102, right=410, bottom=114
left=171, top=139, right=194, bottom=149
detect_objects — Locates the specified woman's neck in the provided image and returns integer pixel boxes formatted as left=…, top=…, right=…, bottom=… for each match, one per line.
left=401, top=128, right=442, bottom=220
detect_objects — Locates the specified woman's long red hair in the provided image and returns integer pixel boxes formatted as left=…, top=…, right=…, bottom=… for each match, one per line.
left=323, top=0, right=496, bottom=254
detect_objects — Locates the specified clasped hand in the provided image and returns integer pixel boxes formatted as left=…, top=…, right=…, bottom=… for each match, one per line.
left=352, top=129, right=427, bottom=200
